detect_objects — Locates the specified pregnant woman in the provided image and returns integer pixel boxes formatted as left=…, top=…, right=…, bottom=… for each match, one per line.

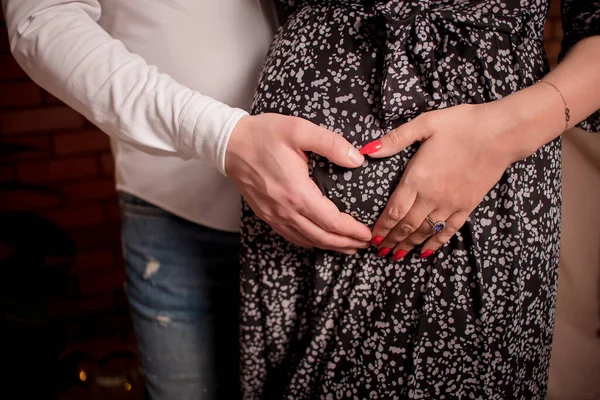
left=236, top=1, right=600, bottom=398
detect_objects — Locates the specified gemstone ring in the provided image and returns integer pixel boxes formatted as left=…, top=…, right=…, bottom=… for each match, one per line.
left=426, top=216, right=446, bottom=233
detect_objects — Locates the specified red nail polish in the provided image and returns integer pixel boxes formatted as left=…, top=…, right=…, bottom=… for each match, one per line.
left=392, top=249, right=407, bottom=261
left=378, top=247, right=391, bottom=257
left=359, top=140, right=382, bottom=155
left=420, top=249, right=434, bottom=258
left=371, top=236, right=383, bottom=246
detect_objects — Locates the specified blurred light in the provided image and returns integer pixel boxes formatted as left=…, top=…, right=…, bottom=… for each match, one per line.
left=79, top=370, right=87, bottom=382
left=124, top=382, right=132, bottom=391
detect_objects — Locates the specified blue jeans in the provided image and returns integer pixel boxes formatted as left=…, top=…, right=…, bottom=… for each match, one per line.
left=119, top=192, right=240, bottom=400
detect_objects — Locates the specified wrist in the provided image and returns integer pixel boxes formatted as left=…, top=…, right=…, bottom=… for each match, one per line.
left=225, top=115, right=254, bottom=177
left=489, top=83, right=566, bottom=164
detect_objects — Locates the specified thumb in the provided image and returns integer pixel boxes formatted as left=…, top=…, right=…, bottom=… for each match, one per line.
left=360, top=120, right=426, bottom=158
left=295, top=123, right=365, bottom=168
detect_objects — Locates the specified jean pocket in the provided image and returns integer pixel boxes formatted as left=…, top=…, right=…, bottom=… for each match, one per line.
left=118, top=192, right=172, bottom=218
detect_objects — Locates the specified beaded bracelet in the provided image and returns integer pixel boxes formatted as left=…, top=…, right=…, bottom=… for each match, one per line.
left=539, top=80, right=571, bottom=131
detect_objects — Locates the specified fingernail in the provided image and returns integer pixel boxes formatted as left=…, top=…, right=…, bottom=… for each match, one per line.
left=348, top=147, right=365, bottom=165
left=359, top=140, right=382, bottom=155
left=392, top=249, right=407, bottom=261
left=371, top=236, right=383, bottom=246
left=378, top=247, right=391, bottom=257
left=420, top=249, right=434, bottom=258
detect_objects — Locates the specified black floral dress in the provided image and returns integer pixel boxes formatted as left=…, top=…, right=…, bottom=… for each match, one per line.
left=240, top=1, right=600, bottom=399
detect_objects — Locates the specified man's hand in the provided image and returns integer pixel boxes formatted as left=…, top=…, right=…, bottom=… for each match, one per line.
left=226, top=114, right=372, bottom=254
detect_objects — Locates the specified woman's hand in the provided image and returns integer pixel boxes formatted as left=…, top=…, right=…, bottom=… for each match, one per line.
left=362, top=103, right=520, bottom=260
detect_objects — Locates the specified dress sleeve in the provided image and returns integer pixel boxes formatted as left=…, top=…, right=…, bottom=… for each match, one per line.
left=559, top=0, right=600, bottom=133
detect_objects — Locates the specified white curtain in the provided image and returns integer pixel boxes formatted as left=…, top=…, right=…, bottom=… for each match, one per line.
left=548, top=128, right=600, bottom=400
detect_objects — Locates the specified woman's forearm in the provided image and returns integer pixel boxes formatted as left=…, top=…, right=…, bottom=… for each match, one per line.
left=493, top=35, right=600, bottom=163
left=546, top=36, right=600, bottom=128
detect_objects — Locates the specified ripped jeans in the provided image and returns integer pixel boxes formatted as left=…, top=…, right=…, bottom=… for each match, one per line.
left=119, top=192, right=240, bottom=400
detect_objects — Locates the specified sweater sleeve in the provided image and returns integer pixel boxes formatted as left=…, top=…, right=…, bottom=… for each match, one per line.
left=1, top=0, right=247, bottom=175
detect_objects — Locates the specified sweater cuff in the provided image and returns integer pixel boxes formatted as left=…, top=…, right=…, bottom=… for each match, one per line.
left=178, top=92, right=249, bottom=176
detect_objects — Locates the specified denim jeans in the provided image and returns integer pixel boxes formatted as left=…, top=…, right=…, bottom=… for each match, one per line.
left=119, top=192, right=240, bottom=400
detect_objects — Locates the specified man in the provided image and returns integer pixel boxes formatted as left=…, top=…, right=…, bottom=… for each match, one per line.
left=2, top=0, right=372, bottom=398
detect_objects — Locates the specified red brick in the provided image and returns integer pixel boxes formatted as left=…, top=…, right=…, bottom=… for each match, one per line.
left=123, top=328, right=137, bottom=346
left=51, top=294, right=116, bottom=319
left=78, top=270, right=126, bottom=295
left=42, top=205, right=106, bottom=229
left=115, top=246, right=125, bottom=270
left=63, top=179, right=116, bottom=202
left=0, top=54, right=28, bottom=80
left=70, top=224, right=121, bottom=248
left=17, top=157, right=98, bottom=183
left=71, top=248, right=117, bottom=274
left=0, top=82, right=42, bottom=108
left=61, top=335, right=134, bottom=363
left=0, top=26, right=11, bottom=54
left=42, top=90, right=64, bottom=106
left=0, top=106, right=86, bottom=134
left=0, top=134, right=51, bottom=159
left=0, top=188, right=61, bottom=211
left=107, top=200, right=121, bottom=222
left=0, top=242, right=13, bottom=263
left=65, top=311, right=131, bottom=341
left=53, top=129, right=110, bottom=155
left=0, top=165, right=14, bottom=182
left=100, top=153, right=115, bottom=175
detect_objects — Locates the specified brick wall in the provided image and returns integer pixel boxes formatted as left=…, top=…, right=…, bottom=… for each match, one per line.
left=0, top=0, right=564, bottom=347
left=0, top=8, right=127, bottom=345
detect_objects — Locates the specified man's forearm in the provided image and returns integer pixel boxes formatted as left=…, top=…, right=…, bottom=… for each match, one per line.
left=1, top=0, right=246, bottom=174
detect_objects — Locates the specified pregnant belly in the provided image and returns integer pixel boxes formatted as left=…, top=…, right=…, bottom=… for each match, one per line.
left=251, top=6, right=417, bottom=226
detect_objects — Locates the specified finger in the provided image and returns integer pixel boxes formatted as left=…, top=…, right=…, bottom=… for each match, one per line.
left=273, top=224, right=314, bottom=249
left=295, top=215, right=371, bottom=251
left=359, top=117, right=428, bottom=158
left=242, top=195, right=314, bottom=249
left=377, top=198, right=432, bottom=253
left=391, top=210, right=452, bottom=260
left=301, top=183, right=372, bottom=242
left=281, top=226, right=362, bottom=255
left=419, top=211, right=469, bottom=258
left=371, top=182, right=417, bottom=247
left=336, top=248, right=361, bottom=256
left=390, top=246, right=410, bottom=262
left=402, top=210, right=451, bottom=247
left=293, top=121, right=364, bottom=168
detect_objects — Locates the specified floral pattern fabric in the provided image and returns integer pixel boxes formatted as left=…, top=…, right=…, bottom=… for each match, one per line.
left=240, top=1, right=600, bottom=399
